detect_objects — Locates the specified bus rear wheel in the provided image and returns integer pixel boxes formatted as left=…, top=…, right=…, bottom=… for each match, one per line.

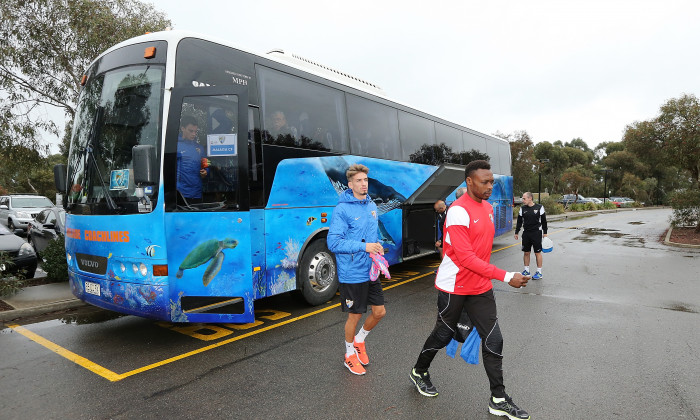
left=299, top=240, right=338, bottom=306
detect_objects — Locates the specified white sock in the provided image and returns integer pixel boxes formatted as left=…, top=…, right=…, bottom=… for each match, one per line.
left=536, top=267, right=542, bottom=273
left=524, top=266, right=530, bottom=272
left=345, top=341, right=355, bottom=357
left=355, top=327, right=370, bottom=343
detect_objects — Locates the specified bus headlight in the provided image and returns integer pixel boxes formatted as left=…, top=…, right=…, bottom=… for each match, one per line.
left=132, top=263, right=138, bottom=274
left=139, top=263, right=148, bottom=276
left=120, top=262, right=126, bottom=273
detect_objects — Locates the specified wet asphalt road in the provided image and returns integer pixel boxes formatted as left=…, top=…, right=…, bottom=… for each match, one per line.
left=1, top=208, right=698, bottom=419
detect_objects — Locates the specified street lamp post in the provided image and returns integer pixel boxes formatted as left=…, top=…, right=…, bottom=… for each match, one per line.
left=602, top=168, right=612, bottom=204
left=537, top=159, right=550, bottom=204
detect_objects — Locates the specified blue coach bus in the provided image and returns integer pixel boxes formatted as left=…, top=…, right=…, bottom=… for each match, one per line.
left=55, top=30, right=513, bottom=323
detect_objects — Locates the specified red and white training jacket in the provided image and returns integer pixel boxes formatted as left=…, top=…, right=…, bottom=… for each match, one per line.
left=435, top=194, right=515, bottom=295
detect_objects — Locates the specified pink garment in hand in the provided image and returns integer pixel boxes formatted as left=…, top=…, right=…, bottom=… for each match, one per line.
left=369, top=253, right=391, bottom=281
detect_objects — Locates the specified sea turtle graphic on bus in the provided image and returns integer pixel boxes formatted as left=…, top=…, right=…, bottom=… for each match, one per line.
left=176, top=238, right=239, bottom=286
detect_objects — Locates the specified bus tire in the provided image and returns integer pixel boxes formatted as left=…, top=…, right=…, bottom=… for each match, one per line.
left=299, top=239, right=338, bottom=306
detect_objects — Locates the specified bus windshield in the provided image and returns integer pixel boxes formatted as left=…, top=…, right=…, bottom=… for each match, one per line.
left=66, top=65, right=164, bottom=215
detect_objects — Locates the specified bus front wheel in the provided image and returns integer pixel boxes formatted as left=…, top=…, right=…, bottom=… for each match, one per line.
left=299, top=240, right=338, bottom=306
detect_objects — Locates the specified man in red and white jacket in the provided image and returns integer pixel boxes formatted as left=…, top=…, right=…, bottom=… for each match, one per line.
left=409, top=160, right=532, bottom=420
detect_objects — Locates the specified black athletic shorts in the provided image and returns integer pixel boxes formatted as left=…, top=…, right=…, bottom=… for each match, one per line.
left=521, top=230, right=543, bottom=253
left=339, top=281, right=385, bottom=313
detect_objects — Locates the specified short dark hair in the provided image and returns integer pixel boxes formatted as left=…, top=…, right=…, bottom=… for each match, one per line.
left=180, top=115, right=198, bottom=128
left=465, top=160, right=491, bottom=178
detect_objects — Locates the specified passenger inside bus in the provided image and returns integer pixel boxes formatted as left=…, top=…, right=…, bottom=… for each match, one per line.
left=266, top=110, right=298, bottom=145
left=176, top=115, right=208, bottom=204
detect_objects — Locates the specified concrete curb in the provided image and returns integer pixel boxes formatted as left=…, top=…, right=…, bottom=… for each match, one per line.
left=544, top=206, right=662, bottom=222
left=664, top=226, right=700, bottom=249
left=0, top=299, right=86, bottom=322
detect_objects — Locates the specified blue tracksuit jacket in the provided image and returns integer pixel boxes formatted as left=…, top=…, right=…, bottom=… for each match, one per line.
left=327, top=189, right=379, bottom=284
left=176, top=134, right=208, bottom=199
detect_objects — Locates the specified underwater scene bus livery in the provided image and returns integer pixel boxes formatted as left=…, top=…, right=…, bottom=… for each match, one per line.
left=56, top=30, right=513, bottom=323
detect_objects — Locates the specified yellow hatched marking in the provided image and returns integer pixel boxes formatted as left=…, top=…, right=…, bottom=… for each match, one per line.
left=8, top=324, right=122, bottom=382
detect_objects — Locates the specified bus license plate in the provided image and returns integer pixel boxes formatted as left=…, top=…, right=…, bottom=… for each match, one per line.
left=85, top=281, right=100, bottom=296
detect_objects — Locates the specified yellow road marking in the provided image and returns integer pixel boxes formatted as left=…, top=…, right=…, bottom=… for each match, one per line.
left=7, top=271, right=435, bottom=382
left=7, top=324, right=122, bottom=382
left=7, top=219, right=596, bottom=382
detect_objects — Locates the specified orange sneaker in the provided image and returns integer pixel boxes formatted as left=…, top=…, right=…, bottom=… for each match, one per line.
left=344, top=354, right=366, bottom=375
left=353, top=340, right=369, bottom=365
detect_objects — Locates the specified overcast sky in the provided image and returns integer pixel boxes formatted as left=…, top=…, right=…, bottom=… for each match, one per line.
left=50, top=0, right=700, bottom=153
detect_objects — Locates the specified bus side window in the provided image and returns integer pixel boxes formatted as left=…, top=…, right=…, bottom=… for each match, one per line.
left=257, top=66, right=348, bottom=152
left=347, top=94, right=400, bottom=159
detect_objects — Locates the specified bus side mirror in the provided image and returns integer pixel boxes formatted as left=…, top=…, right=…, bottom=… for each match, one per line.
left=132, top=145, right=156, bottom=186
left=54, top=164, right=67, bottom=192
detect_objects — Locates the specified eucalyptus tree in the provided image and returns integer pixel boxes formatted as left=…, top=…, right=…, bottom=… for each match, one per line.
left=0, top=0, right=171, bottom=192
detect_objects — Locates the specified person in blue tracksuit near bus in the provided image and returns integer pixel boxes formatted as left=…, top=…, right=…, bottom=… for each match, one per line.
left=327, top=163, right=386, bottom=376
left=176, top=115, right=208, bottom=203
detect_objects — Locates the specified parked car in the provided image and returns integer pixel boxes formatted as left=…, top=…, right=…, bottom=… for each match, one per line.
left=0, top=194, right=55, bottom=232
left=589, top=197, right=603, bottom=204
left=27, top=207, right=66, bottom=256
left=0, top=223, right=38, bottom=278
left=609, top=196, right=633, bottom=208
left=558, top=194, right=593, bottom=206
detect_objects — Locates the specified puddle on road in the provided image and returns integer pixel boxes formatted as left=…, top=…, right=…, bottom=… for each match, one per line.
left=572, top=227, right=646, bottom=247
left=663, top=303, right=698, bottom=314
left=628, top=221, right=645, bottom=225
left=559, top=214, right=597, bottom=221
left=579, top=228, right=625, bottom=238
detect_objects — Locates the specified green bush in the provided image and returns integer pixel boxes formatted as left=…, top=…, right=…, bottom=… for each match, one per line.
left=584, top=202, right=598, bottom=211
left=41, top=234, right=69, bottom=282
left=540, top=196, right=565, bottom=215
left=0, top=251, right=25, bottom=297
left=600, top=201, right=617, bottom=210
left=668, top=189, right=700, bottom=227
left=569, top=203, right=586, bottom=212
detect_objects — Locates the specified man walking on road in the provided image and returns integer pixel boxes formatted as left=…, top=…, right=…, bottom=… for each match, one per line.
left=410, top=160, right=532, bottom=420
left=514, top=191, right=548, bottom=280
left=327, top=164, right=386, bottom=376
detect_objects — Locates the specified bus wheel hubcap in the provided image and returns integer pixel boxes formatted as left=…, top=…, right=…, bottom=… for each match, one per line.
left=308, top=252, right=334, bottom=292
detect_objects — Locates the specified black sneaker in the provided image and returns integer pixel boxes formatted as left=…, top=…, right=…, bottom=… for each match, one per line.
left=488, top=394, right=530, bottom=420
left=409, top=368, right=438, bottom=397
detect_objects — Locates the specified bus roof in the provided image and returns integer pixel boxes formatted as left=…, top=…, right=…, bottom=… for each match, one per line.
left=97, top=30, right=507, bottom=145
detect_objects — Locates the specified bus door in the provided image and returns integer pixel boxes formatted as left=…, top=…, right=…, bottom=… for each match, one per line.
left=163, top=86, right=254, bottom=323
left=401, top=163, right=466, bottom=261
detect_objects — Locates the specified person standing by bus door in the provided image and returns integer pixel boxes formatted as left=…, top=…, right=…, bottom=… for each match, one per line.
left=410, top=160, right=531, bottom=420
left=434, top=200, right=448, bottom=258
left=176, top=115, right=208, bottom=203
left=455, top=187, right=467, bottom=199
left=327, top=164, right=386, bottom=376
left=514, top=191, right=548, bottom=280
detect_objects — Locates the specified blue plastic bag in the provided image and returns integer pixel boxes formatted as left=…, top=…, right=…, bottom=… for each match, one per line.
left=445, top=338, right=459, bottom=358
left=460, top=327, right=481, bottom=365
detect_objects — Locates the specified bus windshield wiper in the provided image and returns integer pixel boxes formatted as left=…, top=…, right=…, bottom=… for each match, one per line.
left=83, top=106, right=121, bottom=213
